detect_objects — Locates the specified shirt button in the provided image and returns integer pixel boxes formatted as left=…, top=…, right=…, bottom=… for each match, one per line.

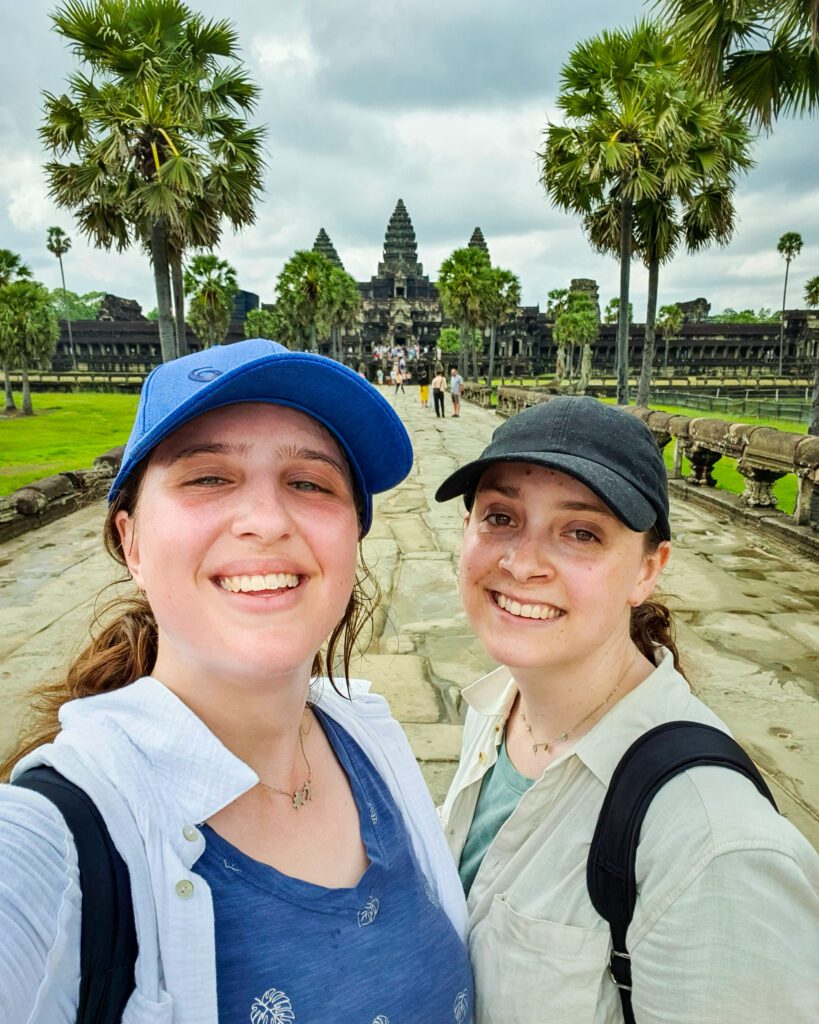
left=175, top=879, right=195, bottom=900
left=182, top=825, right=199, bottom=842
left=478, top=751, right=486, bottom=763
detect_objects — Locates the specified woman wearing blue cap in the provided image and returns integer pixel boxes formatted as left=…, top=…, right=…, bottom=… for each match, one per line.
left=436, top=397, right=818, bottom=1024
left=0, top=340, right=472, bottom=1024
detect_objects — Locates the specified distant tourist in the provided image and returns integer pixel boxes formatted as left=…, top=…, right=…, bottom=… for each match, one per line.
left=419, top=367, right=430, bottom=409
left=436, top=396, right=818, bottom=1024
left=376, top=367, right=384, bottom=387
left=450, top=367, right=463, bottom=417
left=432, top=369, right=446, bottom=417
left=394, top=366, right=406, bottom=396
left=0, top=340, right=472, bottom=1022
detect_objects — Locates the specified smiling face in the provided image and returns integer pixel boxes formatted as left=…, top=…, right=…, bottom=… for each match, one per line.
left=459, top=462, right=669, bottom=680
left=115, top=403, right=360, bottom=695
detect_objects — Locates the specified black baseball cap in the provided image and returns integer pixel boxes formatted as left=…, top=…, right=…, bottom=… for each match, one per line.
left=434, top=396, right=671, bottom=540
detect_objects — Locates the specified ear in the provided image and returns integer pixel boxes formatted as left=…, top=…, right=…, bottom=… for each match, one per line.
left=115, top=509, right=146, bottom=591
left=628, top=540, right=671, bottom=607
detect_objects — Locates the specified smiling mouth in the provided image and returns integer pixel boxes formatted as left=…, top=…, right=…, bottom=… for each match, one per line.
left=493, top=592, right=565, bottom=620
left=216, top=572, right=300, bottom=594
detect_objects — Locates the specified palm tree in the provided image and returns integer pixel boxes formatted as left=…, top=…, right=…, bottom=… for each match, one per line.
left=0, top=249, right=33, bottom=411
left=658, top=303, right=684, bottom=366
left=40, top=0, right=266, bottom=364
left=46, top=226, right=77, bottom=369
left=552, top=291, right=599, bottom=389
left=244, top=308, right=278, bottom=339
left=777, top=231, right=803, bottom=373
left=485, top=267, right=521, bottom=386
left=272, top=251, right=337, bottom=352
left=804, top=276, right=819, bottom=436
left=437, top=247, right=492, bottom=380
left=658, top=0, right=819, bottom=130
left=183, top=254, right=238, bottom=348
left=326, top=267, right=361, bottom=363
left=0, top=281, right=60, bottom=415
left=540, top=21, right=694, bottom=404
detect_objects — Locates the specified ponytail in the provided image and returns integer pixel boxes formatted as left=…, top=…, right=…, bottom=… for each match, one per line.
left=630, top=528, right=686, bottom=678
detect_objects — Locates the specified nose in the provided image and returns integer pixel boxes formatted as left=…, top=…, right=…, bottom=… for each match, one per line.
left=230, top=480, right=295, bottom=544
left=498, top=531, right=555, bottom=583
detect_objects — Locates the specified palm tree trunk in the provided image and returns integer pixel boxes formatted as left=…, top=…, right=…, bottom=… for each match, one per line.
left=309, top=322, right=317, bottom=354
left=458, top=325, right=466, bottom=377
left=3, top=362, right=16, bottom=411
left=20, top=353, right=32, bottom=416
left=471, top=330, right=479, bottom=381
left=488, top=323, right=497, bottom=386
left=150, top=218, right=176, bottom=364
left=637, top=256, right=659, bottom=407
left=779, top=258, right=790, bottom=375
left=616, top=196, right=633, bottom=405
left=57, top=255, right=76, bottom=370
left=170, top=251, right=187, bottom=357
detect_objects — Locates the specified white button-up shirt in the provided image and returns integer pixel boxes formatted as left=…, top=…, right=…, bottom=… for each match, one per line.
left=441, top=649, right=819, bottom=1024
left=0, top=677, right=467, bottom=1024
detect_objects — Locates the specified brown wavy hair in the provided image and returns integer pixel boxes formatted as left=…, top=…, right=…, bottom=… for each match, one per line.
left=631, top=528, right=685, bottom=676
left=1, top=461, right=380, bottom=781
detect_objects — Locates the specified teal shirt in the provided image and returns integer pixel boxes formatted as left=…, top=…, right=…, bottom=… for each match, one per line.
left=458, top=738, right=535, bottom=896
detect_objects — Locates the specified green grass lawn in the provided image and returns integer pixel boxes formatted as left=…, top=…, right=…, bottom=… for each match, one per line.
left=0, top=392, right=138, bottom=496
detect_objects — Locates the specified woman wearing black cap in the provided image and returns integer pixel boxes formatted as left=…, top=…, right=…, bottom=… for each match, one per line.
left=0, top=340, right=472, bottom=1024
left=436, top=396, right=818, bottom=1024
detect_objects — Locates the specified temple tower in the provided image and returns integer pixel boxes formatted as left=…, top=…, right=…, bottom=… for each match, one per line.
left=312, top=227, right=344, bottom=269
left=468, top=226, right=490, bottom=261
left=378, top=199, right=425, bottom=279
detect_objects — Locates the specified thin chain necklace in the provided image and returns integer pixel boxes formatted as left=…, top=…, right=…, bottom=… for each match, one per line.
left=257, top=712, right=313, bottom=810
left=521, top=650, right=640, bottom=755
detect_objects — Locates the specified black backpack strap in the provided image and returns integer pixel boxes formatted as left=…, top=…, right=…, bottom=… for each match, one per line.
left=13, top=765, right=137, bottom=1024
left=587, top=722, right=777, bottom=1024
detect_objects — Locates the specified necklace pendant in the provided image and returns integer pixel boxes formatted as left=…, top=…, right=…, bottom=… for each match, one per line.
left=302, top=781, right=313, bottom=803
left=532, top=742, right=539, bottom=754
left=292, top=790, right=304, bottom=810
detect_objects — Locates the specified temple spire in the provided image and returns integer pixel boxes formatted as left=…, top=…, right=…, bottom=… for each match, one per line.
left=468, top=226, right=489, bottom=261
left=382, top=199, right=422, bottom=274
left=312, top=227, right=344, bottom=270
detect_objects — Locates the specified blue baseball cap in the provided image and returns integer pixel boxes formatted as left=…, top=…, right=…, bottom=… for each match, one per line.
left=109, top=339, right=413, bottom=534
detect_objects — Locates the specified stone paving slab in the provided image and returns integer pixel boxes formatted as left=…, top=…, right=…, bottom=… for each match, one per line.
left=1, top=387, right=817, bottom=851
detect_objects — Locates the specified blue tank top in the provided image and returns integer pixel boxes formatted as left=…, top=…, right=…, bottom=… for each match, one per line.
left=196, top=708, right=473, bottom=1024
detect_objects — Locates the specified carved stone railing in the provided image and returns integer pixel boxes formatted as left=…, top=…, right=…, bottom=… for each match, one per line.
left=465, top=388, right=819, bottom=537
left=0, top=446, right=124, bottom=544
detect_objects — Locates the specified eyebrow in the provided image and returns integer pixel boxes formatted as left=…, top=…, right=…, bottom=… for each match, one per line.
left=167, top=442, right=348, bottom=478
left=478, top=484, right=614, bottom=518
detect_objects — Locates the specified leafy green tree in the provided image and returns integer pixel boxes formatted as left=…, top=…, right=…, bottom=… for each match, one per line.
left=183, top=254, right=238, bottom=349
left=244, top=307, right=278, bottom=339
left=485, top=267, right=521, bottom=385
left=0, top=250, right=32, bottom=411
left=436, top=326, right=461, bottom=353
left=540, top=20, right=751, bottom=404
left=804, top=276, right=819, bottom=436
left=41, top=0, right=266, bottom=364
left=437, top=247, right=493, bottom=380
left=710, top=306, right=778, bottom=323
left=553, top=291, right=600, bottom=390
left=658, top=0, right=819, bottom=130
left=272, top=251, right=338, bottom=352
left=0, top=281, right=60, bottom=415
left=658, top=303, right=684, bottom=365
left=545, top=288, right=569, bottom=319
left=777, top=231, right=803, bottom=372
left=604, top=298, right=634, bottom=325
left=46, top=226, right=77, bottom=368
left=49, top=288, right=105, bottom=321
left=327, top=267, right=361, bottom=362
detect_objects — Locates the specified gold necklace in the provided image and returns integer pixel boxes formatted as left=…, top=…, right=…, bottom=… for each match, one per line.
left=520, top=650, right=640, bottom=754
left=257, top=715, right=313, bottom=810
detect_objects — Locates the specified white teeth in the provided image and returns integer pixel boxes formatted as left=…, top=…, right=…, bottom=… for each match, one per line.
left=218, top=573, right=299, bottom=593
left=496, top=593, right=562, bottom=620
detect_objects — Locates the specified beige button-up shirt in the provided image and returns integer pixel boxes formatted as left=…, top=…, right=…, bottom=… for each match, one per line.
left=441, top=649, right=819, bottom=1023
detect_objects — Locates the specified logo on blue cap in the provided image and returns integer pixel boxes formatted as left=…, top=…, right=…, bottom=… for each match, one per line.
left=188, top=367, right=223, bottom=383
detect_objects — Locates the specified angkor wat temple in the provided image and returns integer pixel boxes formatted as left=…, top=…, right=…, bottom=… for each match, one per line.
left=50, top=199, right=817, bottom=377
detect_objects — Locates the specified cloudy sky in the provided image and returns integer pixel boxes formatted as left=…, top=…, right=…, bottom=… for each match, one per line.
left=2, top=0, right=818, bottom=319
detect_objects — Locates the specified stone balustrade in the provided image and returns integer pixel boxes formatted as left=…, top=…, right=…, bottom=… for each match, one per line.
left=0, top=447, right=124, bottom=544
left=464, top=386, right=819, bottom=541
